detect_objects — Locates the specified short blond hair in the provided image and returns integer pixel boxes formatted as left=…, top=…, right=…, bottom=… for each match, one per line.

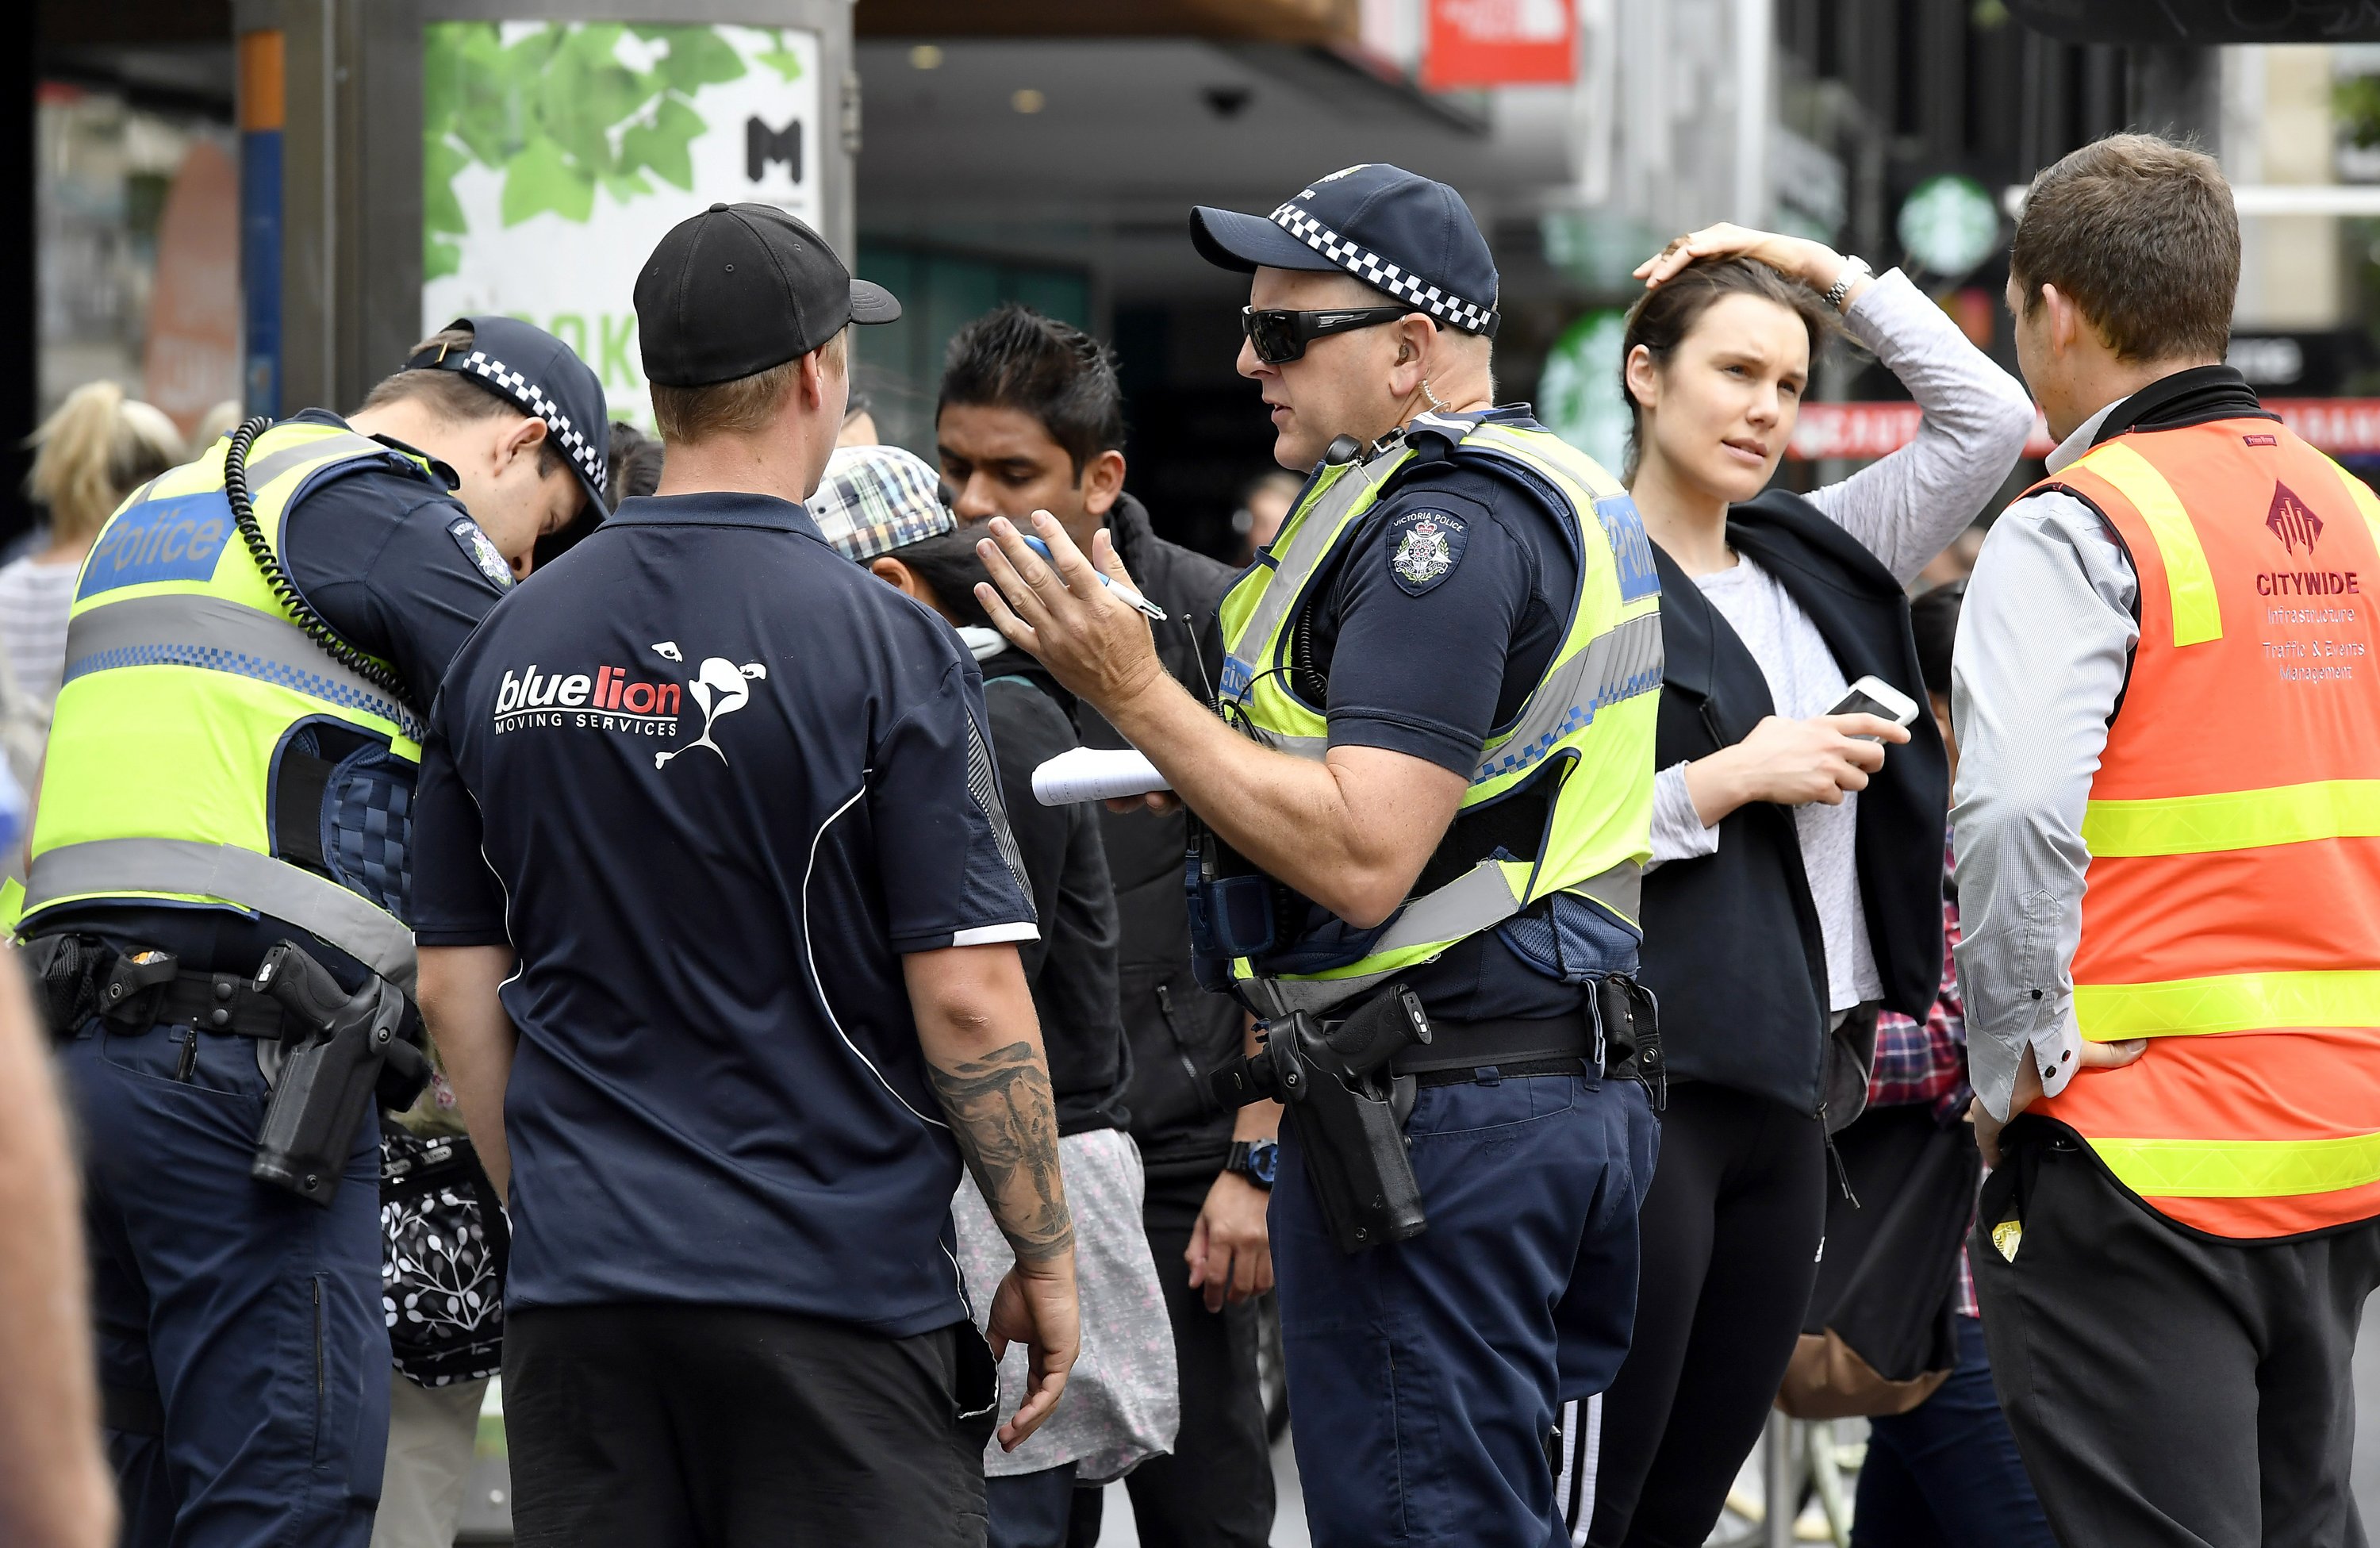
left=27, top=382, right=186, bottom=544
left=651, top=329, right=846, bottom=443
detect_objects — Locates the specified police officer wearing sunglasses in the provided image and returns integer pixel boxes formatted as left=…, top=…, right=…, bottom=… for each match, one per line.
left=977, top=163, right=1665, bottom=1546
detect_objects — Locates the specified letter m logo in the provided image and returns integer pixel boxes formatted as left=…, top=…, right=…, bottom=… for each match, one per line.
left=747, top=117, right=802, bottom=184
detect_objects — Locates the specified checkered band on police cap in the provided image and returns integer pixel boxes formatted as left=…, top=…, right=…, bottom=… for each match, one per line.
left=405, top=316, right=612, bottom=516
left=1190, top=164, right=1502, bottom=338
left=812, top=444, right=955, bottom=564
left=1267, top=199, right=1498, bottom=335
left=455, top=351, right=604, bottom=491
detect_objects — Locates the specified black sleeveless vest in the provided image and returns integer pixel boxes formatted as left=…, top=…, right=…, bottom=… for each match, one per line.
left=1640, top=488, right=1948, bottom=1117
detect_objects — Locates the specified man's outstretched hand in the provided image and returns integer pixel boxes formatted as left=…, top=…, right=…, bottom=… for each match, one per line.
left=976, top=512, right=1169, bottom=715
left=984, top=1258, right=1080, bottom=1452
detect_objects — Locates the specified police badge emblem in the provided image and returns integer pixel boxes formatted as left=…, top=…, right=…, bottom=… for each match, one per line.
left=447, top=516, right=515, bottom=590
left=1388, top=508, right=1467, bottom=596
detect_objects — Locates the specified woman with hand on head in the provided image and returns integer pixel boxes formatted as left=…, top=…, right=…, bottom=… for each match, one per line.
left=1578, top=227, right=2036, bottom=1547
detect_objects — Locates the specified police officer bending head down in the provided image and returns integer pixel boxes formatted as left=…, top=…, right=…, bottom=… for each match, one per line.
left=15, top=314, right=605, bottom=1548
left=413, top=203, right=1081, bottom=1548
left=977, top=164, right=1666, bottom=1546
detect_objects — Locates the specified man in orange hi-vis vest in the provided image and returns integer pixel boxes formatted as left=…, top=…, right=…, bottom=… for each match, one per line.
left=1956, top=133, right=2380, bottom=1547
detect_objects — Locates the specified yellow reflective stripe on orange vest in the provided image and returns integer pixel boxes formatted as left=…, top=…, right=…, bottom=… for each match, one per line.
left=2330, top=455, right=2380, bottom=555
left=2082, top=778, right=2380, bottom=856
left=2073, top=969, right=2380, bottom=1041
left=2079, top=440, right=2223, bottom=647
left=2088, top=1129, right=2380, bottom=1200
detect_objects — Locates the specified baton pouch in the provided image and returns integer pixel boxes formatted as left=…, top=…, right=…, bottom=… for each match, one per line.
left=1594, top=974, right=1665, bottom=1109
left=23, top=935, right=181, bottom=1039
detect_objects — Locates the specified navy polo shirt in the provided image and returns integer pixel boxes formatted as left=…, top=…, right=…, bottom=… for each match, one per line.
left=1283, top=405, right=1639, bottom=1020
left=413, top=490, right=1038, bottom=1336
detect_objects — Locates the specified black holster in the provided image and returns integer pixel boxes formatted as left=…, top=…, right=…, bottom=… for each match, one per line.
left=251, top=939, right=412, bottom=1207
left=1212, top=984, right=1433, bottom=1254
left=1593, top=973, right=1665, bottom=1111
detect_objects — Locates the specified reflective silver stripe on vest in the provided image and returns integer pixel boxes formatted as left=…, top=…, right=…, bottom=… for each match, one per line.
left=1239, top=723, right=1329, bottom=759
left=1245, top=858, right=1644, bottom=1018
left=1225, top=448, right=1412, bottom=694
left=1235, top=611, right=1664, bottom=778
left=1473, top=610, right=1664, bottom=786
left=63, top=593, right=425, bottom=742
left=242, top=431, right=401, bottom=494
left=23, top=838, right=416, bottom=991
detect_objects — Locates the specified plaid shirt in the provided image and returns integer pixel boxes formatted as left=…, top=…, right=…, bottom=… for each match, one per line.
left=1865, top=835, right=1979, bottom=1316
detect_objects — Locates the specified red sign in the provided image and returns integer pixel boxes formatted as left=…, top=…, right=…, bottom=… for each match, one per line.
left=1789, top=400, right=2380, bottom=463
left=1422, top=0, right=1576, bottom=90
left=142, top=140, right=242, bottom=439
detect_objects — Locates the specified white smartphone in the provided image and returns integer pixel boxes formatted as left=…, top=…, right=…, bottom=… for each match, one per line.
left=1826, top=674, right=1920, bottom=737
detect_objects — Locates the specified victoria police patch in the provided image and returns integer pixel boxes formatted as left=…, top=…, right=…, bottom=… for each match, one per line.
left=1387, top=508, right=1467, bottom=596
left=447, top=516, right=514, bottom=591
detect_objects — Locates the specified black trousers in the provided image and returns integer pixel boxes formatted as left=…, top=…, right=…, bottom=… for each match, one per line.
left=1976, top=1120, right=2380, bottom=1548
left=504, top=1303, right=993, bottom=1548
left=1590, top=1083, right=1826, bottom=1547
left=1123, top=1164, right=1276, bottom=1547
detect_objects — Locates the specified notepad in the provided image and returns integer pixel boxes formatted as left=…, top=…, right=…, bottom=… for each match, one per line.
left=1031, top=747, right=1172, bottom=806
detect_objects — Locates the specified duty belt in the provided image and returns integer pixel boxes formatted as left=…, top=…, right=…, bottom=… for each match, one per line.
left=1387, top=975, right=1665, bottom=1104
left=23, top=934, right=289, bottom=1040
left=1390, top=1010, right=1594, bottom=1081
left=140, top=970, right=290, bottom=1039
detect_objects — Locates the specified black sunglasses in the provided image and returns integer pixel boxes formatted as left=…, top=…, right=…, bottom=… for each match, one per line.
left=1241, top=305, right=1422, bottom=366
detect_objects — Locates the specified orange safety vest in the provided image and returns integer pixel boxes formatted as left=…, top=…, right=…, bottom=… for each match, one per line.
left=2028, top=417, right=2380, bottom=1238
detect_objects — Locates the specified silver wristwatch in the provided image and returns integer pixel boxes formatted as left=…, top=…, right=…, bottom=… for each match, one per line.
left=1822, top=255, right=1874, bottom=312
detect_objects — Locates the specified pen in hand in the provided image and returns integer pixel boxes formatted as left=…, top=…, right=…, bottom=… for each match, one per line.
left=1019, top=534, right=1169, bottom=622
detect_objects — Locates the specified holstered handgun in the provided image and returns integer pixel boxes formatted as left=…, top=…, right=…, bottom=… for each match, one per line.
left=1212, top=984, right=1433, bottom=1254
left=250, top=940, right=412, bottom=1207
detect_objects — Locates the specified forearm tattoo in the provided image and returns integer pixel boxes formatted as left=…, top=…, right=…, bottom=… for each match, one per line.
left=929, top=1040, right=1075, bottom=1263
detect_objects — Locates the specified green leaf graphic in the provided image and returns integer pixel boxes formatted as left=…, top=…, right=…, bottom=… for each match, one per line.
left=501, top=136, right=595, bottom=225
left=755, top=35, right=804, bottom=83
left=621, top=96, right=704, bottom=190
left=423, top=136, right=470, bottom=236
left=424, top=20, right=746, bottom=243
left=656, top=28, right=745, bottom=93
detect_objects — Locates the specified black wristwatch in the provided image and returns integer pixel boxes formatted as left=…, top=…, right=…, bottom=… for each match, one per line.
left=1225, top=1139, right=1278, bottom=1190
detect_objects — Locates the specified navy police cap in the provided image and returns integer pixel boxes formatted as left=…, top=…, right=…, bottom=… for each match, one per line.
left=1191, top=164, right=1500, bottom=336
left=405, top=315, right=612, bottom=517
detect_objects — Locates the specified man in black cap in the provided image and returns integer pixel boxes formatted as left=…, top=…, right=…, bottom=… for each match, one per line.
left=17, top=313, right=605, bottom=1548
left=976, top=164, right=1664, bottom=1545
left=417, top=202, right=1080, bottom=1548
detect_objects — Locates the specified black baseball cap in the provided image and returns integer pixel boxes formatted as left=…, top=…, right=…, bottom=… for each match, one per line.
left=1191, top=163, right=1501, bottom=336
left=405, top=315, right=612, bottom=517
left=636, top=202, right=901, bottom=389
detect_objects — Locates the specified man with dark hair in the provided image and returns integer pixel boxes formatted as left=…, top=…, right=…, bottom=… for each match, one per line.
left=1958, top=133, right=2380, bottom=1545
left=939, top=303, right=1273, bottom=1546
left=417, top=204, right=1078, bottom=1548
left=16, top=314, right=605, bottom=1548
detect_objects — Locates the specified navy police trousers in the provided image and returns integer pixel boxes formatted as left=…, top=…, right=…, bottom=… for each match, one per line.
left=1273, top=1070, right=1660, bottom=1546
left=63, top=1019, right=387, bottom=1548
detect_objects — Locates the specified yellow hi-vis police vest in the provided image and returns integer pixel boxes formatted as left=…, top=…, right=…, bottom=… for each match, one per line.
left=20, top=421, right=443, bottom=990
left=1216, top=411, right=1663, bottom=1019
